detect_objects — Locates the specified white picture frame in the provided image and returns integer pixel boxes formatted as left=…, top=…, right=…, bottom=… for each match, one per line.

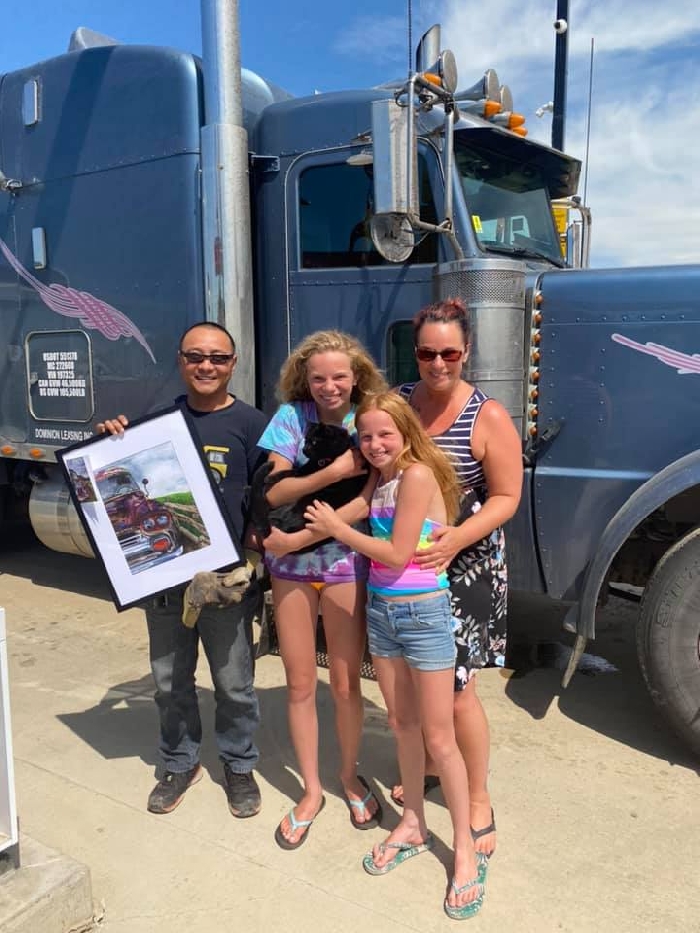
left=57, top=405, right=243, bottom=610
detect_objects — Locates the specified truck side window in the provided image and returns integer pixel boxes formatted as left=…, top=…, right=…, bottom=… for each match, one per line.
left=299, top=158, right=437, bottom=269
left=386, top=321, right=419, bottom=386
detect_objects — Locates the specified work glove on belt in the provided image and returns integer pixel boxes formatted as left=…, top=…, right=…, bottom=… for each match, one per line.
left=181, top=550, right=262, bottom=628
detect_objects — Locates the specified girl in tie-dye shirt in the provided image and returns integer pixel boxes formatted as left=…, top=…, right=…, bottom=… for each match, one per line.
left=259, top=330, right=386, bottom=849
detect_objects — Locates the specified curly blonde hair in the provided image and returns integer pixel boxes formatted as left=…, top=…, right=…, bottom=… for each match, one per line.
left=356, top=392, right=460, bottom=524
left=278, top=330, right=387, bottom=403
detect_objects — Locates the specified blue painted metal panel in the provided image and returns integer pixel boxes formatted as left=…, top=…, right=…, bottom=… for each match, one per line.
left=0, top=46, right=202, bottom=181
left=532, top=265, right=700, bottom=598
left=506, top=468, right=546, bottom=593
left=0, top=46, right=205, bottom=449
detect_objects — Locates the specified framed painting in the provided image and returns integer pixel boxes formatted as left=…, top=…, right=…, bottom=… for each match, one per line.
left=57, top=405, right=243, bottom=610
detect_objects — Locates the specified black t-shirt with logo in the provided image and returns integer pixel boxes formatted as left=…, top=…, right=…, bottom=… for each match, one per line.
left=176, top=395, right=268, bottom=542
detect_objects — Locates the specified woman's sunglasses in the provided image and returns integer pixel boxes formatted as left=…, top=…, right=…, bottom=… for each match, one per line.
left=414, top=347, right=464, bottom=363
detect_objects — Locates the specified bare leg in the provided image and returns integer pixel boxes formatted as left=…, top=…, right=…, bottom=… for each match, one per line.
left=387, top=653, right=438, bottom=804
left=271, top=577, right=324, bottom=844
left=369, top=656, right=430, bottom=867
left=321, top=582, right=378, bottom=824
left=389, top=677, right=494, bottom=860
left=454, top=675, right=495, bottom=857
left=412, top=666, right=480, bottom=909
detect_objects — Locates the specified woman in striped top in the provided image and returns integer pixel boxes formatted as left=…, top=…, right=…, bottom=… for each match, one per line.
left=390, top=297, right=523, bottom=861
left=305, top=392, right=488, bottom=920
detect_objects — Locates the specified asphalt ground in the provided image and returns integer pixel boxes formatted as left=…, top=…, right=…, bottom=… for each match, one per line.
left=1, top=528, right=698, bottom=932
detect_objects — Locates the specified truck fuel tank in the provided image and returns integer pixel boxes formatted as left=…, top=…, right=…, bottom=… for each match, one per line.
left=28, top=469, right=93, bottom=558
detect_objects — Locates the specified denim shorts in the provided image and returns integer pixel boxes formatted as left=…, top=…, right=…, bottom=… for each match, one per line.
left=366, top=590, right=456, bottom=672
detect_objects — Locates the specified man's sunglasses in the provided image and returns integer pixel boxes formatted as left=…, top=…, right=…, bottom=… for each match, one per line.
left=414, top=347, right=463, bottom=363
left=179, top=350, right=235, bottom=366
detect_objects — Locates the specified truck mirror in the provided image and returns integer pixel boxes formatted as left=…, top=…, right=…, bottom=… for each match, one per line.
left=371, top=99, right=418, bottom=219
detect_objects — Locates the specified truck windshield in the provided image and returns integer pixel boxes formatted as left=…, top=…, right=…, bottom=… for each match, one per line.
left=455, top=141, right=564, bottom=267
left=97, top=473, right=140, bottom=499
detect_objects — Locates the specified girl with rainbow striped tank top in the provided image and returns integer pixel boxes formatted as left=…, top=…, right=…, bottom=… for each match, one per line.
left=368, top=472, right=449, bottom=596
left=304, top=392, right=488, bottom=920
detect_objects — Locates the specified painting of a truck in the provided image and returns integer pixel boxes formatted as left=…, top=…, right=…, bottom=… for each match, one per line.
left=94, top=466, right=183, bottom=574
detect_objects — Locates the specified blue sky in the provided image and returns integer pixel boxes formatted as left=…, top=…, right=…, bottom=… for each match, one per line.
left=3, top=0, right=699, bottom=268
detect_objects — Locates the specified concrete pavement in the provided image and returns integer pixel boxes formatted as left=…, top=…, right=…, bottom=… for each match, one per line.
left=1, top=538, right=699, bottom=932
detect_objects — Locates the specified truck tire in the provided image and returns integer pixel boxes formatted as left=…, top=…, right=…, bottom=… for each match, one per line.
left=636, top=527, right=700, bottom=756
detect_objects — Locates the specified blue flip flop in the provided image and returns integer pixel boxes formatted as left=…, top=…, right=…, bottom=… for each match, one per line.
left=444, top=854, right=488, bottom=921
left=346, top=775, right=382, bottom=830
left=274, top=796, right=326, bottom=850
left=362, top=831, right=435, bottom=875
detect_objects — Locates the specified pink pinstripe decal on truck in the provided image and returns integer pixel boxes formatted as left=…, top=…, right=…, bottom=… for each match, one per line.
left=611, top=333, right=700, bottom=375
left=0, top=236, right=156, bottom=362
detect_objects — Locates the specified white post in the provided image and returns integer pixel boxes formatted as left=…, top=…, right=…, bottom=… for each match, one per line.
left=0, top=608, right=19, bottom=866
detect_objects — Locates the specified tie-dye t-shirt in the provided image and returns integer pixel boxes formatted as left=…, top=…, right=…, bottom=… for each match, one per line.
left=368, top=473, right=449, bottom=596
left=257, top=401, right=369, bottom=583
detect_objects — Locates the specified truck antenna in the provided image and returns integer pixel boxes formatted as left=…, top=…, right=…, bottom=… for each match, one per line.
left=582, top=37, right=595, bottom=206
left=407, top=0, right=413, bottom=78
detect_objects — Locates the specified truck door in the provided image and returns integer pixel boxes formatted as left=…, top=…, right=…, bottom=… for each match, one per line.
left=280, top=148, right=444, bottom=387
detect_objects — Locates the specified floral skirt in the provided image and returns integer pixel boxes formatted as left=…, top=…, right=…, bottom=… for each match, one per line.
left=448, top=488, right=508, bottom=691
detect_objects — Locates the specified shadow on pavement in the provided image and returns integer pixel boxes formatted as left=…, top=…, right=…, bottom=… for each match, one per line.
left=14, top=539, right=698, bottom=778
left=0, top=533, right=112, bottom=601
left=54, top=664, right=402, bottom=808
left=254, top=678, right=397, bottom=808
left=57, top=674, right=159, bottom=768
left=504, top=591, right=699, bottom=772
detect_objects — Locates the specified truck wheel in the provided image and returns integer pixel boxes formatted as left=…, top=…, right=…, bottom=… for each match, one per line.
left=636, top=527, right=700, bottom=756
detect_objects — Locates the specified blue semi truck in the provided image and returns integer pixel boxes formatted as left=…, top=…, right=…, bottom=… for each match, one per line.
left=1, top=8, right=699, bottom=756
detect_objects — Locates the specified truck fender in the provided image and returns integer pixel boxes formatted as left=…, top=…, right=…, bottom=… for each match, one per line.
left=562, top=448, right=700, bottom=687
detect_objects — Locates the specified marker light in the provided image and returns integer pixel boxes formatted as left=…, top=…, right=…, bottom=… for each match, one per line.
left=460, top=99, right=501, bottom=118
left=491, top=112, right=526, bottom=129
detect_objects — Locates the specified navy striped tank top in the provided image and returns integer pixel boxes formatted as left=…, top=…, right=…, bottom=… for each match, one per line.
left=398, top=383, right=488, bottom=493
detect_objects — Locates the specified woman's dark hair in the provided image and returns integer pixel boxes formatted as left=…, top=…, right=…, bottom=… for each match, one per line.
left=412, top=297, right=470, bottom=346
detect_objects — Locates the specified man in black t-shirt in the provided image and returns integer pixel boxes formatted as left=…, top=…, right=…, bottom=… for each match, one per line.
left=99, top=323, right=268, bottom=818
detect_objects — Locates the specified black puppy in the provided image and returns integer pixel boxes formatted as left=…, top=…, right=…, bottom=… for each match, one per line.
left=249, top=422, right=367, bottom=552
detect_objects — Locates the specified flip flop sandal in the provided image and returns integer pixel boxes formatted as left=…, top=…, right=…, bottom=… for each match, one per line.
left=362, top=832, right=435, bottom=875
left=274, top=796, right=326, bottom=850
left=444, top=858, right=487, bottom=921
left=389, top=774, right=440, bottom=807
left=470, top=807, right=496, bottom=857
left=346, top=775, right=383, bottom=830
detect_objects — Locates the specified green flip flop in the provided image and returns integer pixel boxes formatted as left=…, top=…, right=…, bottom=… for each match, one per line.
left=274, top=796, right=326, bottom=850
left=362, top=831, right=435, bottom=875
left=444, top=856, right=488, bottom=921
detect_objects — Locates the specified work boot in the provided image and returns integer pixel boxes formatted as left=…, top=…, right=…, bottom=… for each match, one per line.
left=223, top=764, right=261, bottom=818
left=147, top=763, right=202, bottom=814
